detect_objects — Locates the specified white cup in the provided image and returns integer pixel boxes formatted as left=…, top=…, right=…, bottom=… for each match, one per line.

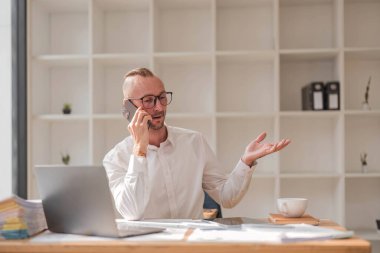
left=277, top=198, right=308, bottom=218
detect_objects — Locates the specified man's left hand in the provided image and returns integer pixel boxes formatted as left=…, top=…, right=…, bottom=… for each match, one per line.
left=241, top=132, right=291, bottom=167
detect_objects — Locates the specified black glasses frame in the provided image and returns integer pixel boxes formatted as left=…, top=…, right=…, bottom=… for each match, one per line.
left=126, top=91, right=173, bottom=109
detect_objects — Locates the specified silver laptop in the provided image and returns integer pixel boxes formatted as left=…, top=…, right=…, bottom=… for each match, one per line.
left=34, top=165, right=163, bottom=238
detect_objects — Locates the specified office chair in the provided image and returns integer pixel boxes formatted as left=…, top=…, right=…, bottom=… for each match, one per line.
left=203, top=192, right=222, bottom=218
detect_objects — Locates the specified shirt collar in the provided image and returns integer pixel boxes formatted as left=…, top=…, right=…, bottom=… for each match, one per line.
left=165, top=125, right=175, bottom=148
left=147, top=124, right=175, bottom=150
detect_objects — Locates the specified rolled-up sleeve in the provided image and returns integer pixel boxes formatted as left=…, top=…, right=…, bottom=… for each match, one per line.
left=103, top=147, right=150, bottom=220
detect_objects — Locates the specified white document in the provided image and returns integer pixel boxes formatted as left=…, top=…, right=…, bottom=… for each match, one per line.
left=329, top=94, right=339, bottom=109
left=188, top=224, right=354, bottom=244
left=313, top=91, right=323, bottom=110
left=117, top=219, right=222, bottom=230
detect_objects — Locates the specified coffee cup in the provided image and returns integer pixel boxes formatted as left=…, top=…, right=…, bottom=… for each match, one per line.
left=277, top=198, right=308, bottom=218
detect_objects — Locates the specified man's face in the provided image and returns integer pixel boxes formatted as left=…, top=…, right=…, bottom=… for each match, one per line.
left=125, top=76, right=167, bottom=130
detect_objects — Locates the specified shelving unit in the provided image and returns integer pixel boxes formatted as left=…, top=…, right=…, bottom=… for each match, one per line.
left=28, top=0, right=380, bottom=249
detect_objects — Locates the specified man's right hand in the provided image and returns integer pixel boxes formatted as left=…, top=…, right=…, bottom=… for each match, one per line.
left=127, top=107, right=152, bottom=157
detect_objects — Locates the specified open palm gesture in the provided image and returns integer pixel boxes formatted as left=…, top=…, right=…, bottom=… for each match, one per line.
left=241, top=132, right=291, bottom=166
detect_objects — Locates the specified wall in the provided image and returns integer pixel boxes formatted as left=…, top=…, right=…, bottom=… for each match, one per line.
left=0, top=0, right=12, bottom=199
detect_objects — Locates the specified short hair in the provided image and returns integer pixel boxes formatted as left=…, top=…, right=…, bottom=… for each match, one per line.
left=123, top=68, right=155, bottom=96
left=124, top=67, right=154, bottom=79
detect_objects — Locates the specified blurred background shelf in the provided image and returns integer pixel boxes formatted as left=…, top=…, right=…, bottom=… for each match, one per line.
left=28, top=1, right=380, bottom=250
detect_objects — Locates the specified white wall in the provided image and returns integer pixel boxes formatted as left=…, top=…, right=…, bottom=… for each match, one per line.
left=0, top=0, right=12, bottom=200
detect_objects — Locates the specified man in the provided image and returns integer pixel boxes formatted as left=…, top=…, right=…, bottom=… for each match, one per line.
left=103, top=68, right=290, bottom=220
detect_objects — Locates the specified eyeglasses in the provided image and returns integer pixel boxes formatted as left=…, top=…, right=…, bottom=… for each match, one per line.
left=127, top=91, right=173, bottom=109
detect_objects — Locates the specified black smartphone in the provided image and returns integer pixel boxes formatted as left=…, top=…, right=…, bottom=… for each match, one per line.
left=122, top=100, right=138, bottom=122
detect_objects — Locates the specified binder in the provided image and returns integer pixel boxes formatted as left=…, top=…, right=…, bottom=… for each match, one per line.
left=302, top=82, right=324, bottom=110
left=324, top=81, right=340, bottom=110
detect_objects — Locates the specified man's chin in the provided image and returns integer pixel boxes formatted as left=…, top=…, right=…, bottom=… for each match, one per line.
left=149, top=121, right=165, bottom=130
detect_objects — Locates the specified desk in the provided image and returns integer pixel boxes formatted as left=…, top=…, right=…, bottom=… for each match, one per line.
left=0, top=221, right=371, bottom=253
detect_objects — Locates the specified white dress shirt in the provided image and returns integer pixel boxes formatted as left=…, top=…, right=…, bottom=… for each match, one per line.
left=103, top=125, right=256, bottom=220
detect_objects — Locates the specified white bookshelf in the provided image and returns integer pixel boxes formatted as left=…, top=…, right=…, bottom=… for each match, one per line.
left=28, top=0, right=380, bottom=247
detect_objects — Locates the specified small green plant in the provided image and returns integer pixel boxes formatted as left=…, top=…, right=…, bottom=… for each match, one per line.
left=364, top=76, right=371, bottom=104
left=360, top=153, right=367, bottom=166
left=360, top=152, right=368, bottom=173
left=62, top=103, right=72, bottom=114
left=61, top=153, right=70, bottom=165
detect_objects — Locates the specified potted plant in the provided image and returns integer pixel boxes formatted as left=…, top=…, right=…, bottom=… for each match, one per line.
left=62, top=103, right=72, bottom=114
left=361, top=76, right=371, bottom=110
left=61, top=153, right=70, bottom=165
left=360, top=152, right=368, bottom=173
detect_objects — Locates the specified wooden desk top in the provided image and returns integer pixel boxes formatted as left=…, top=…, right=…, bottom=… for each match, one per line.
left=0, top=220, right=371, bottom=253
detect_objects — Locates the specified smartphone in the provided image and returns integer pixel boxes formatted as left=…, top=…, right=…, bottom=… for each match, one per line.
left=212, top=217, right=270, bottom=228
left=122, top=100, right=151, bottom=127
left=122, top=100, right=138, bottom=122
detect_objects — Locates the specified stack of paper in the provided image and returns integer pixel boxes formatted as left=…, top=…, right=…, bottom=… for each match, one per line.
left=0, top=195, right=47, bottom=239
left=188, top=223, right=354, bottom=243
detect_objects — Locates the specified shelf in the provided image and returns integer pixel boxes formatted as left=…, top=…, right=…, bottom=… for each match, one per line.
left=280, top=173, right=341, bottom=179
left=92, top=114, right=123, bottom=120
left=34, top=114, right=90, bottom=121
left=32, top=120, right=90, bottom=165
left=166, top=113, right=214, bottom=119
left=279, top=49, right=340, bottom=59
left=153, top=52, right=212, bottom=61
left=280, top=177, right=341, bottom=222
left=31, top=0, right=89, bottom=55
left=216, top=50, right=275, bottom=59
left=279, top=116, right=342, bottom=174
left=344, top=48, right=380, bottom=60
left=165, top=117, right=214, bottom=150
left=279, top=0, right=338, bottom=49
left=92, top=56, right=149, bottom=114
left=251, top=173, right=276, bottom=179
left=216, top=0, right=274, bottom=51
left=93, top=118, right=127, bottom=165
left=222, top=177, right=276, bottom=218
left=345, top=115, right=380, bottom=174
left=279, top=111, right=341, bottom=118
left=92, top=53, right=150, bottom=63
left=216, top=54, right=275, bottom=113
left=216, top=112, right=275, bottom=118
left=92, top=0, right=150, bottom=54
left=344, top=0, right=380, bottom=48
left=345, top=178, right=380, bottom=232
left=216, top=117, right=275, bottom=175
left=154, top=56, right=213, bottom=114
left=344, top=110, right=380, bottom=116
left=27, top=0, right=380, bottom=244
left=153, top=0, right=212, bottom=52
left=280, top=53, right=340, bottom=111
left=31, top=60, right=90, bottom=115
left=34, top=54, right=89, bottom=65
left=344, top=51, right=380, bottom=111
left=345, top=173, right=380, bottom=178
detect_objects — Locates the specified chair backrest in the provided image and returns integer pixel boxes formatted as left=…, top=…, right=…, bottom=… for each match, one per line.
left=203, top=192, right=222, bottom=218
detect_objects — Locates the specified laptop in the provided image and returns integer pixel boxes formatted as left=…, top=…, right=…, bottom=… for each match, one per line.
left=34, top=165, right=164, bottom=238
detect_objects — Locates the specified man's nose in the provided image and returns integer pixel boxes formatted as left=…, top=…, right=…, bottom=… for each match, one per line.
left=153, top=97, right=164, bottom=110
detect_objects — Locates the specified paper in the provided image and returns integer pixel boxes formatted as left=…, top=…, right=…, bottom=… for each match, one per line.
left=188, top=224, right=354, bottom=243
left=117, top=219, right=222, bottom=230
left=0, top=195, right=47, bottom=239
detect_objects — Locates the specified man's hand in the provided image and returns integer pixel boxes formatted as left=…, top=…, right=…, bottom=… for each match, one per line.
left=241, top=132, right=290, bottom=167
left=127, top=107, right=152, bottom=157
